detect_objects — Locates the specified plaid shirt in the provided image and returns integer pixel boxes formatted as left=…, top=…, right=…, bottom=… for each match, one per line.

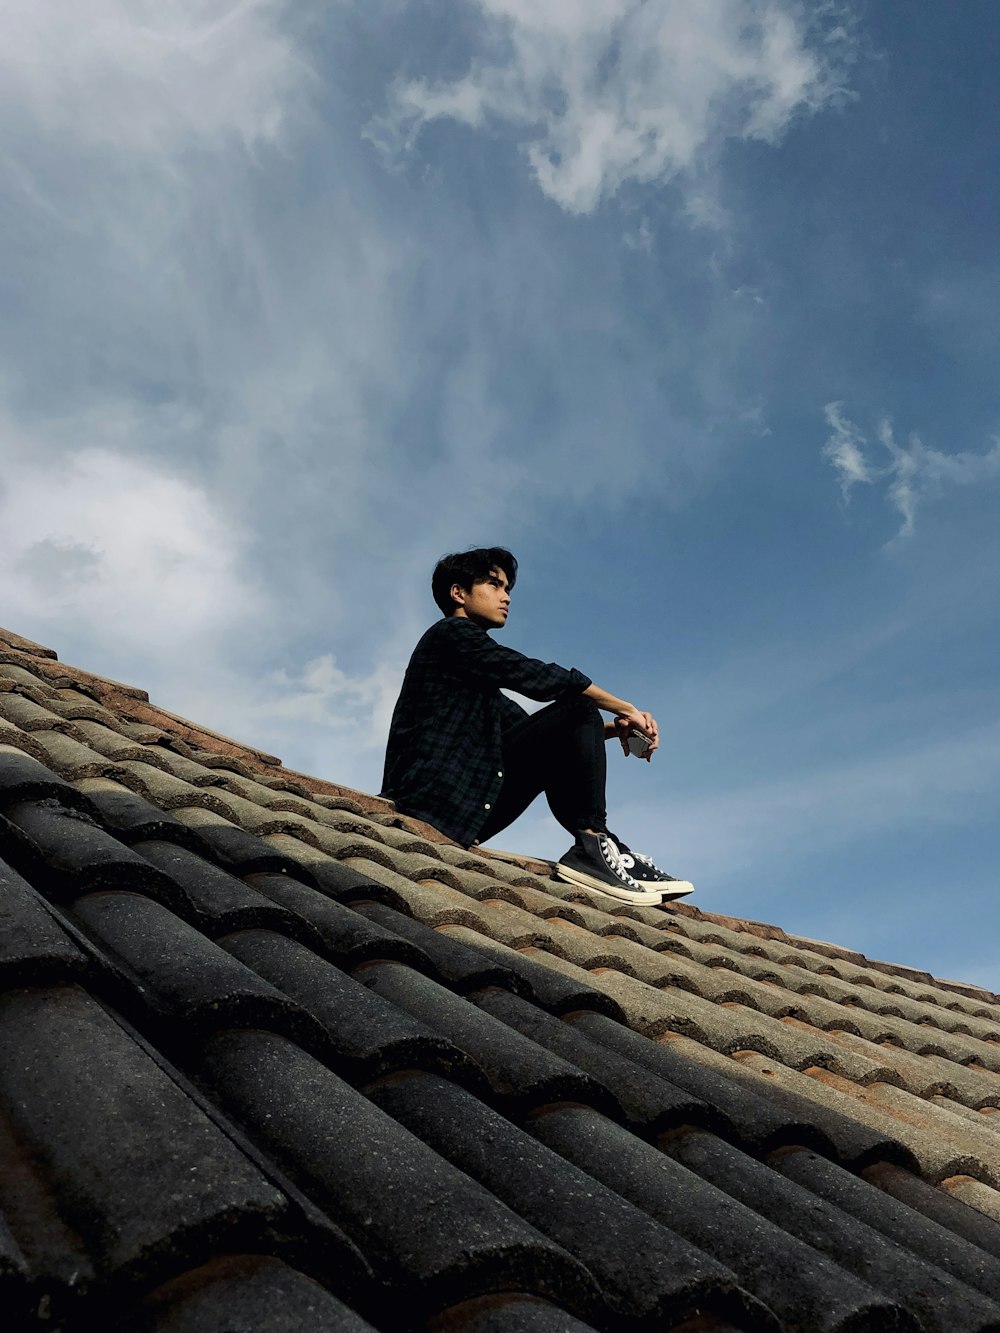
left=381, top=616, right=591, bottom=846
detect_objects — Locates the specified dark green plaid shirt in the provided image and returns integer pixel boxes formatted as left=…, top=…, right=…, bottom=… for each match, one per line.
left=381, top=616, right=591, bottom=846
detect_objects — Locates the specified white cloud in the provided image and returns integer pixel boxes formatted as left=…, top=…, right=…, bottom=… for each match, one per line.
left=0, top=0, right=305, bottom=157
left=373, top=0, right=851, bottom=214
left=267, top=653, right=402, bottom=742
left=823, top=403, right=1000, bottom=540
left=0, top=413, right=262, bottom=657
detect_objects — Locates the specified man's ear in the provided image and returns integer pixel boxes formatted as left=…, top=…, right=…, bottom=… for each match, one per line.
left=450, top=582, right=465, bottom=608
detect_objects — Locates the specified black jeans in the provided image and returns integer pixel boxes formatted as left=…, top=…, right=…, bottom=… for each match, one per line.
left=477, top=692, right=608, bottom=845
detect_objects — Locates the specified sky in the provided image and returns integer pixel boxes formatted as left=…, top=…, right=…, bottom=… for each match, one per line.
left=2, top=1, right=999, bottom=987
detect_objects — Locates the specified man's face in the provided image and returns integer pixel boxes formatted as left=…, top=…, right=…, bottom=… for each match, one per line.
left=451, top=567, right=511, bottom=628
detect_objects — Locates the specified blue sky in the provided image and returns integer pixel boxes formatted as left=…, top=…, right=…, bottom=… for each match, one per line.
left=2, top=2, right=998, bottom=987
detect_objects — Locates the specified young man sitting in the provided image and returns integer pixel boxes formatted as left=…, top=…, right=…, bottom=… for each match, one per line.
left=380, top=547, right=694, bottom=906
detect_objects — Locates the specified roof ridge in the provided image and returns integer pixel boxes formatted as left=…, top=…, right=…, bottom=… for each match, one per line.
left=0, top=625, right=59, bottom=659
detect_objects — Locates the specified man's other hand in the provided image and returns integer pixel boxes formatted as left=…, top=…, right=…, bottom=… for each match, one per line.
left=613, top=711, right=659, bottom=760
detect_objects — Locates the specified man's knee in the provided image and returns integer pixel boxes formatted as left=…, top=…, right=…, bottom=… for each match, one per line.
left=549, top=692, right=603, bottom=737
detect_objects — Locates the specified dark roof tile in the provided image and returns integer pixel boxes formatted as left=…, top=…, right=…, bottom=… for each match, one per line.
left=367, top=1070, right=773, bottom=1332
left=0, top=857, right=92, bottom=988
left=247, top=877, right=431, bottom=971
left=472, top=988, right=718, bottom=1137
left=2, top=799, right=180, bottom=904
left=219, top=929, right=487, bottom=1090
left=133, top=1255, right=378, bottom=1333
left=665, top=1127, right=1000, bottom=1333
left=0, top=744, right=95, bottom=813
left=564, top=1011, right=832, bottom=1156
left=0, top=983, right=288, bottom=1288
left=173, top=815, right=321, bottom=879
left=863, top=1161, right=1000, bottom=1259
left=426, top=1293, right=599, bottom=1332
left=532, top=1105, right=917, bottom=1333
left=70, top=891, right=324, bottom=1044
left=130, top=840, right=307, bottom=936
left=771, top=1146, right=1000, bottom=1305
left=0, top=1098, right=97, bottom=1324
left=355, top=961, right=620, bottom=1118
left=75, top=777, right=206, bottom=849
left=263, top=843, right=388, bottom=901
left=200, top=1033, right=599, bottom=1322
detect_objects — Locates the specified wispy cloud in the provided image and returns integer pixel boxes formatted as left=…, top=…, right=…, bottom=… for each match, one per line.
left=371, top=0, right=852, bottom=214
left=0, top=1, right=305, bottom=156
left=822, top=401, right=875, bottom=499
left=267, top=654, right=402, bottom=743
left=823, top=403, right=1000, bottom=540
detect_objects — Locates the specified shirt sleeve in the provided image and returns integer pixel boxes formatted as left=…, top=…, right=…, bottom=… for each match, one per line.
left=442, top=619, right=591, bottom=701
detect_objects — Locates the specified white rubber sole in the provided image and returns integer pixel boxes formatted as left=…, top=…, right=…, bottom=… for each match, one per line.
left=554, top=862, right=665, bottom=905
left=651, top=880, right=695, bottom=901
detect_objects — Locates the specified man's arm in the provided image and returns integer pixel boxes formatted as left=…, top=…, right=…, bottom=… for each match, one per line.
left=583, top=683, right=660, bottom=759
left=445, top=617, right=592, bottom=700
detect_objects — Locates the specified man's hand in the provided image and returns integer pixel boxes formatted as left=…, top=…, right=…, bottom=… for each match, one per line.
left=613, top=710, right=659, bottom=761
left=585, top=684, right=661, bottom=761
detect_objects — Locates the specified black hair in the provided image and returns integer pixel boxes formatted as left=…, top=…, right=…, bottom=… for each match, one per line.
left=432, top=547, right=518, bottom=616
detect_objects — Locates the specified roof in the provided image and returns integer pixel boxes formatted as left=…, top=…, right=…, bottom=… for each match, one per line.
left=2, top=622, right=1000, bottom=1332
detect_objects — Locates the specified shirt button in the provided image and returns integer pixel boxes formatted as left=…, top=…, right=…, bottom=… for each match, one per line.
left=497, top=770, right=503, bottom=777
left=484, top=803, right=491, bottom=810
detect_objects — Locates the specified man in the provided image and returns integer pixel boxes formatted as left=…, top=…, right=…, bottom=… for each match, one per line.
left=381, top=546, right=693, bottom=907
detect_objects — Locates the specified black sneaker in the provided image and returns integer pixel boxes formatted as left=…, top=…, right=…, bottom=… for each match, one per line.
left=555, top=831, right=664, bottom=905
left=611, top=836, right=695, bottom=901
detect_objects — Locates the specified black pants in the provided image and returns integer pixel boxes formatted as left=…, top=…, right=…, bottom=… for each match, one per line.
left=477, top=693, right=608, bottom=845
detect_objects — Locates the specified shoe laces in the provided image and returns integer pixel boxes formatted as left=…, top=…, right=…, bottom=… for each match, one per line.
left=598, top=834, right=640, bottom=886
left=631, top=848, right=667, bottom=874
left=613, top=841, right=672, bottom=882
left=609, top=839, right=644, bottom=876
